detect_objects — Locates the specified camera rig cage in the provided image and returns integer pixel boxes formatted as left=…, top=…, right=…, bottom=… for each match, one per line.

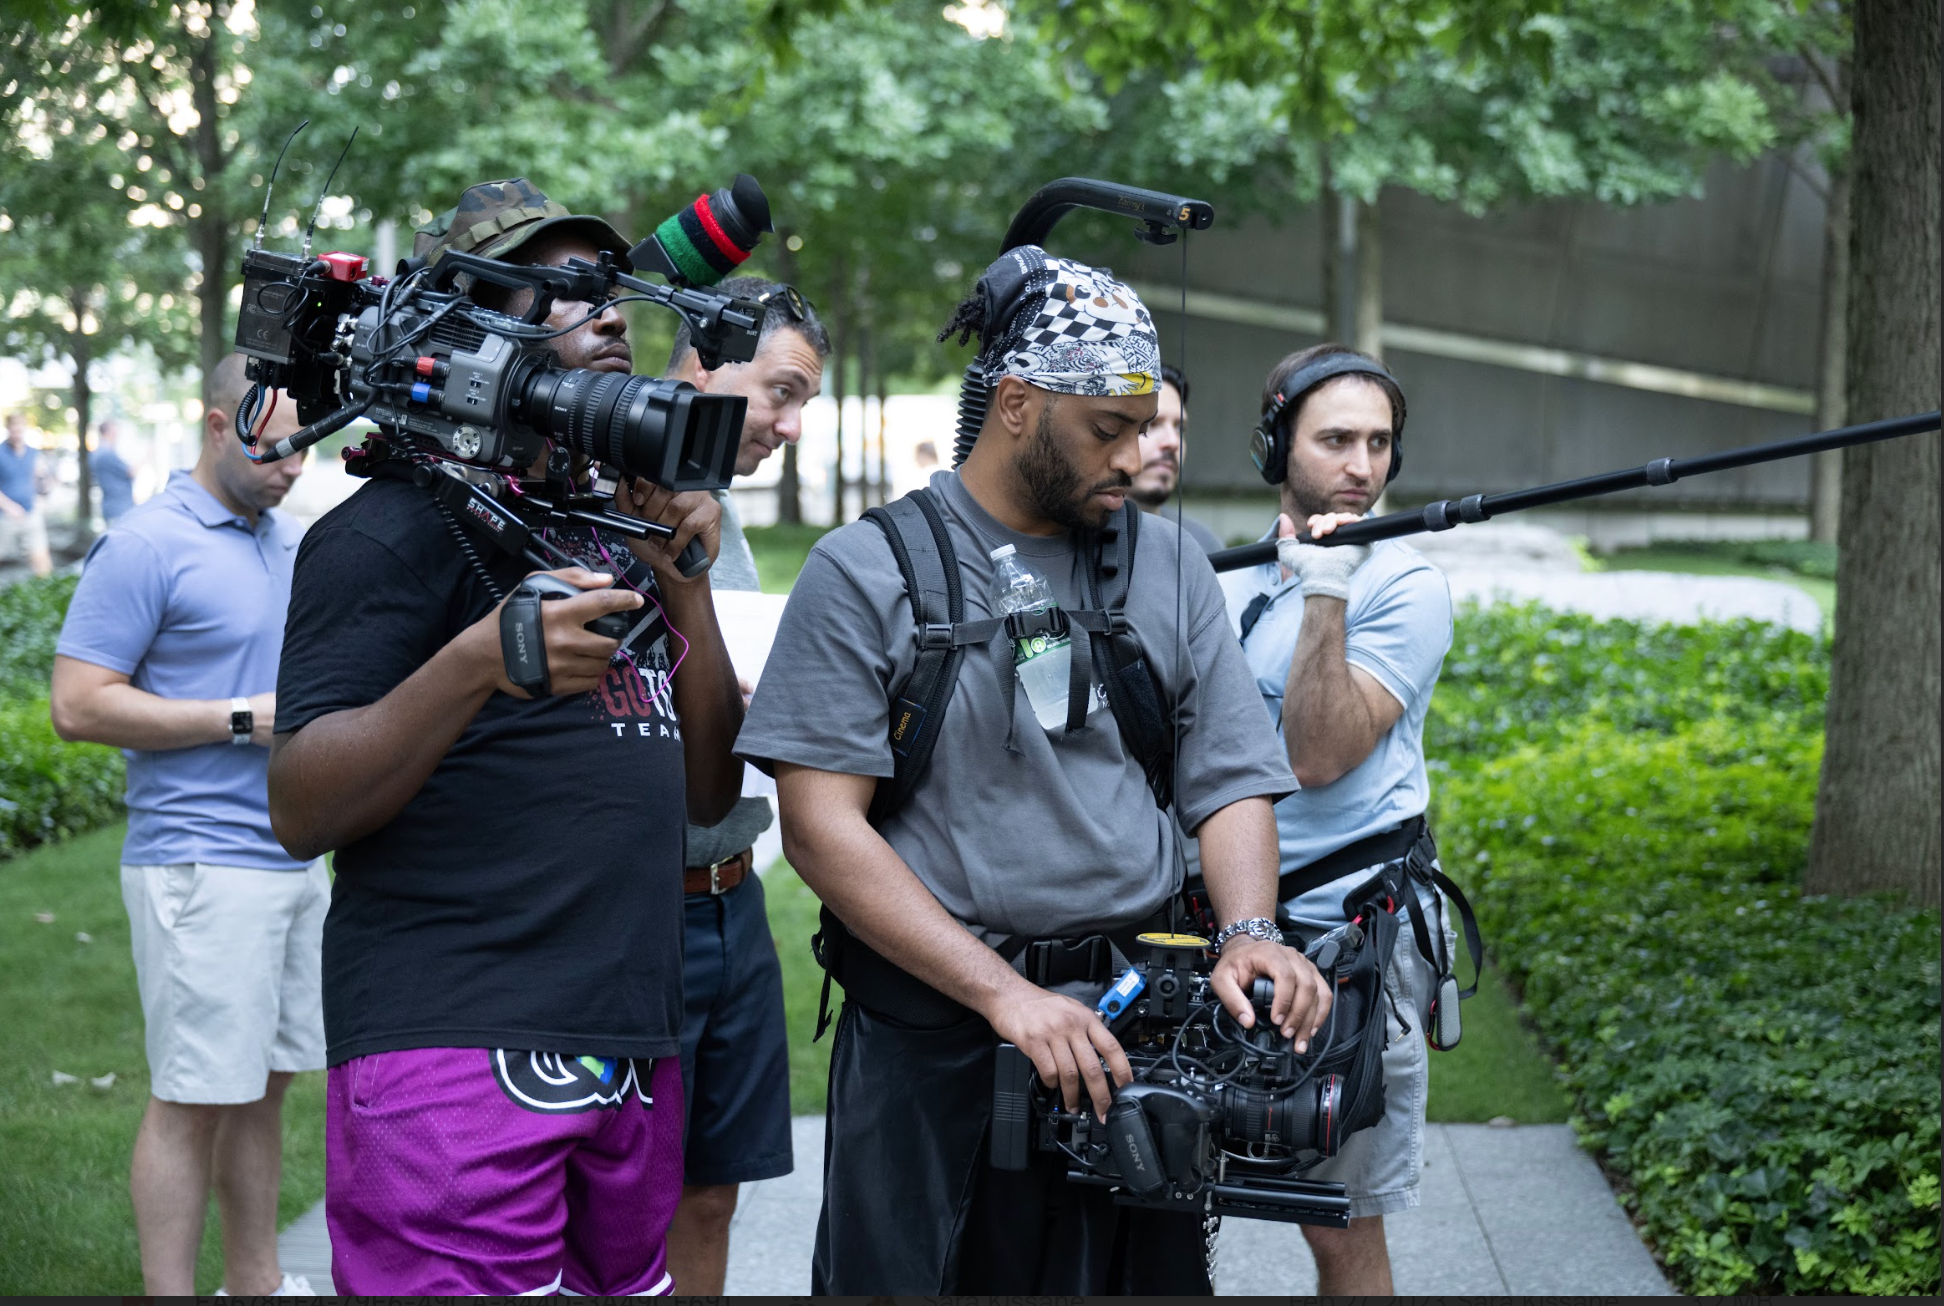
left=231, top=127, right=776, bottom=578
left=993, top=927, right=1393, bottom=1230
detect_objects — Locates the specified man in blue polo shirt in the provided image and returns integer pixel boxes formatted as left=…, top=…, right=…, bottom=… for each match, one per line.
left=2, top=411, right=54, bottom=576
left=1222, top=343, right=1456, bottom=1295
left=91, top=416, right=138, bottom=523
left=51, top=352, right=316, bottom=1297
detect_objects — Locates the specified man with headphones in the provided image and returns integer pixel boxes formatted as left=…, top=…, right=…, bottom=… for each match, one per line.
left=1224, top=343, right=1457, bottom=1294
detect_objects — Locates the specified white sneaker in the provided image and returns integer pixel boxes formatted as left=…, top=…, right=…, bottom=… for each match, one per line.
left=215, top=1273, right=315, bottom=1296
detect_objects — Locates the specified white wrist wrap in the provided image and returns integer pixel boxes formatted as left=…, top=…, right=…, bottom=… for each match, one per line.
left=1277, top=536, right=1370, bottom=602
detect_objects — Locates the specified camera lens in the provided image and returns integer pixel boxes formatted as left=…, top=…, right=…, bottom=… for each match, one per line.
left=518, top=367, right=746, bottom=492
left=1223, top=1074, right=1345, bottom=1155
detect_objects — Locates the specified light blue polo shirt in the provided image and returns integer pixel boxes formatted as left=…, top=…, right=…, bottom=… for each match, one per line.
left=57, top=471, right=307, bottom=870
left=1219, top=522, right=1452, bottom=929
left=0, top=440, right=39, bottom=511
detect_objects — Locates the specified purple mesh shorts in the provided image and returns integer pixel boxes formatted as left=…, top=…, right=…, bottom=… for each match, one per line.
left=326, top=1047, right=685, bottom=1295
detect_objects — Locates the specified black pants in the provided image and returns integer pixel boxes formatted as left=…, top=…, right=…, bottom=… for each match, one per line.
left=810, top=999, right=1212, bottom=1294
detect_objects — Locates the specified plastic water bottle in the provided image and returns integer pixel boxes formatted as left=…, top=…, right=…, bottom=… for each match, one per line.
left=989, top=544, right=1072, bottom=730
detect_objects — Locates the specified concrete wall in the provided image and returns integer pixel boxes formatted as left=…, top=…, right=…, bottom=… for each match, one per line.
left=1072, top=153, right=1830, bottom=513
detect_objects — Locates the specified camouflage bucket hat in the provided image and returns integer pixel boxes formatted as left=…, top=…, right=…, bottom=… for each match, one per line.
left=413, top=177, right=631, bottom=269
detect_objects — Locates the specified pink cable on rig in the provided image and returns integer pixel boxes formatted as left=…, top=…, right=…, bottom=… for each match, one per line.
left=588, top=526, right=690, bottom=684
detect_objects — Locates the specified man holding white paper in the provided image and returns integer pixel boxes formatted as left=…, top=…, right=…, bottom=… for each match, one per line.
left=662, top=277, right=829, bottom=1293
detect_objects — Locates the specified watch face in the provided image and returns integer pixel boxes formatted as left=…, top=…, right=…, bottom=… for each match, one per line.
left=231, top=710, right=252, bottom=735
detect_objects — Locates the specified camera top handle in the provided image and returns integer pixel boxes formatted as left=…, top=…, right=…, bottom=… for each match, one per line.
left=1001, top=178, right=1215, bottom=253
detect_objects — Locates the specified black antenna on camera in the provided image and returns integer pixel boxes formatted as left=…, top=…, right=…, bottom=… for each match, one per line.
left=255, top=119, right=310, bottom=251
left=301, top=125, right=360, bottom=263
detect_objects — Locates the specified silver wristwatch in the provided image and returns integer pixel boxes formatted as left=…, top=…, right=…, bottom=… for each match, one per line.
left=1212, top=916, right=1281, bottom=952
left=229, top=696, right=253, bottom=746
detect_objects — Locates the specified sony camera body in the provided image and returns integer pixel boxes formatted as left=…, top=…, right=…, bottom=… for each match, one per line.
left=991, top=919, right=1400, bottom=1228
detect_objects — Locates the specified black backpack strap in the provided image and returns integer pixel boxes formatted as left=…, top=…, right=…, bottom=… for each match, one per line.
left=1080, top=506, right=1176, bottom=810
left=863, top=489, right=985, bottom=826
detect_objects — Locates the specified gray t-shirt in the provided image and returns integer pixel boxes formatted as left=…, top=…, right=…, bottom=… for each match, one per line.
left=1146, top=500, right=1222, bottom=557
left=736, top=470, right=1295, bottom=939
left=685, top=490, right=775, bottom=868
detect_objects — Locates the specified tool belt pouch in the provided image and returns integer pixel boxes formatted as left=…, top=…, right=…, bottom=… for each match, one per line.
left=811, top=909, right=1130, bottom=1040
left=812, top=905, right=974, bottom=1037
left=1335, top=827, right=1479, bottom=1053
left=1309, top=902, right=1401, bottom=1147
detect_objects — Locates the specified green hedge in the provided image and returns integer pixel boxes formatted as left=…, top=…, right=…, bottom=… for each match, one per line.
left=0, top=573, right=80, bottom=700
left=1431, top=606, right=1940, bottom=1295
left=1428, top=605, right=1829, bottom=768
left=0, top=575, right=125, bottom=858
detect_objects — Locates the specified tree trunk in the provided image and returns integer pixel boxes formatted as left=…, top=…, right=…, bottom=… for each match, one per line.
left=189, top=25, right=231, bottom=414
left=830, top=282, right=850, bottom=525
left=67, top=301, right=94, bottom=534
left=1319, top=144, right=1340, bottom=342
left=777, top=444, right=803, bottom=524
left=1810, top=162, right=1851, bottom=542
left=1804, top=0, right=1941, bottom=908
left=876, top=369, right=891, bottom=504
left=857, top=320, right=875, bottom=509
left=773, top=230, right=803, bottom=524
left=1353, top=195, right=1383, bottom=360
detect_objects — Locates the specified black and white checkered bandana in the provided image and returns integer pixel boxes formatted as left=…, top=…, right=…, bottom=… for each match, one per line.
left=972, top=246, right=1160, bottom=397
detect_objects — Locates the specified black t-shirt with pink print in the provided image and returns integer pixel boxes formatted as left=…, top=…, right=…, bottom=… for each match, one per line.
left=279, top=476, right=688, bottom=1065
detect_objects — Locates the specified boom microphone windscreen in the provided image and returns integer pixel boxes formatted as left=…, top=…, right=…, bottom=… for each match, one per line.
left=633, top=174, right=772, bottom=286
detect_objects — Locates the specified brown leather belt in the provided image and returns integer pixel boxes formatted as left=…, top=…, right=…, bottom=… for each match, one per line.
left=684, top=847, right=752, bottom=896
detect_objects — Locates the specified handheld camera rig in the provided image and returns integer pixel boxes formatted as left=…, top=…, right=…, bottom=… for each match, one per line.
left=992, top=922, right=1400, bottom=1230
left=232, top=130, right=777, bottom=578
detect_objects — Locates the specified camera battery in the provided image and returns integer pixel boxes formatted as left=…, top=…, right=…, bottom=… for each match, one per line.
left=990, top=1042, right=1036, bottom=1171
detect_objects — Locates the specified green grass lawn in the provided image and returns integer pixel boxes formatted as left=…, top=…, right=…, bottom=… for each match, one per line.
left=2, top=823, right=1553, bottom=1290
left=0, top=823, right=327, bottom=1295
left=761, top=856, right=1565, bottom=1123
left=745, top=523, right=834, bottom=594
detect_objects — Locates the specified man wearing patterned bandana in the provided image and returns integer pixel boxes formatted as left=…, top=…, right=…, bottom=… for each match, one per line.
left=737, top=248, right=1329, bottom=1293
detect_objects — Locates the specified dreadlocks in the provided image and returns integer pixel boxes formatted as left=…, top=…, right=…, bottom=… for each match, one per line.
left=937, top=293, right=987, bottom=348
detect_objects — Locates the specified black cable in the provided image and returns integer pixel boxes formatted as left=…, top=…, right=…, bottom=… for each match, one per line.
left=433, top=496, right=505, bottom=603
left=1172, top=232, right=1186, bottom=833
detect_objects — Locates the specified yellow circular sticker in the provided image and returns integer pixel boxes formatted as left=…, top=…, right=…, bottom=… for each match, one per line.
left=1136, top=932, right=1210, bottom=948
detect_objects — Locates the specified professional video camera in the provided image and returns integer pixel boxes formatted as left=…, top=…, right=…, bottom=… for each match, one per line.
left=230, top=125, right=776, bottom=576
left=991, top=919, right=1400, bottom=1229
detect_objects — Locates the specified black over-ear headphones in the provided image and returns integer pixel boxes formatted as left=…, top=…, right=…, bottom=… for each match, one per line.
left=1248, top=354, right=1407, bottom=486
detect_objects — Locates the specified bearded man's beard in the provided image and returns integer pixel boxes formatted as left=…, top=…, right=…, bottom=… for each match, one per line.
left=1014, top=401, right=1130, bottom=531
left=1284, top=456, right=1346, bottom=521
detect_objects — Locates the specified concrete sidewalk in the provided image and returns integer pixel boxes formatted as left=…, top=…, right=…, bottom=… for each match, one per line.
left=280, top=1115, right=1673, bottom=1295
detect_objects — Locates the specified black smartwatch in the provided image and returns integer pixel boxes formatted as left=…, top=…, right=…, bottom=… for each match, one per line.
left=229, top=696, right=253, bottom=746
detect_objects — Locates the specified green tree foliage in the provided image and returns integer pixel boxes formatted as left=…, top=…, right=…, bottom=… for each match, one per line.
left=1, top=2, right=311, bottom=409
left=0, top=11, right=200, bottom=522
left=695, top=0, right=1102, bottom=377
left=1020, top=0, right=1833, bottom=350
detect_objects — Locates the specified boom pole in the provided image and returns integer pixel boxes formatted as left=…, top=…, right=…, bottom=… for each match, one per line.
left=1208, top=410, right=1941, bottom=573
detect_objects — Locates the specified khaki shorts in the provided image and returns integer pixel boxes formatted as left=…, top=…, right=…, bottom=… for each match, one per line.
left=1296, top=896, right=1456, bottom=1218
left=0, top=505, right=48, bottom=560
left=121, top=859, right=329, bottom=1104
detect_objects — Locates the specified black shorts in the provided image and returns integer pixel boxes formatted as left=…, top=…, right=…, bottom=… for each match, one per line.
left=677, top=869, right=794, bottom=1187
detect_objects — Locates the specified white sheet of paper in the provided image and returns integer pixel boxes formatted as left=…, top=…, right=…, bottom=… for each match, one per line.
left=711, top=589, right=791, bottom=797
